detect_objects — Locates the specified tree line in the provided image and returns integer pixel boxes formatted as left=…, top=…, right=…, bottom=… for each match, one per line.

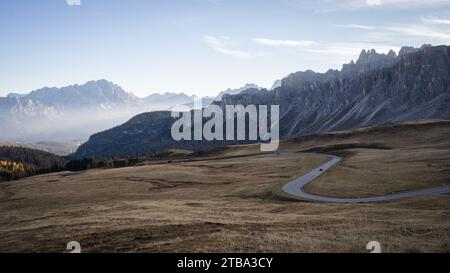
left=0, top=160, right=32, bottom=181
left=65, top=157, right=141, bottom=171
left=0, top=146, right=143, bottom=182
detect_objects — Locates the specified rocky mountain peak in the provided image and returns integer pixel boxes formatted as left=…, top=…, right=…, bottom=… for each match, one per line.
left=356, top=48, right=396, bottom=65
left=388, top=49, right=397, bottom=58
left=399, top=44, right=433, bottom=56
left=340, top=48, right=398, bottom=76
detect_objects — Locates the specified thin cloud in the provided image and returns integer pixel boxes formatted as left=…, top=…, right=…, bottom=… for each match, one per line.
left=384, top=24, right=450, bottom=41
left=66, top=0, right=81, bottom=6
left=364, top=0, right=450, bottom=8
left=204, top=36, right=254, bottom=60
left=302, top=0, right=450, bottom=13
left=250, top=15, right=450, bottom=63
left=421, top=16, right=450, bottom=25
left=335, top=16, right=450, bottom=46
left=252, top=38, right=315, bottom=47
left=334, top=24, right=376, bottom=30
left=366, top=0, right=382, bottom=6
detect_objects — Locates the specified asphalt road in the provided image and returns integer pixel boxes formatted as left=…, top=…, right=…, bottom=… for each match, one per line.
left=281, top=153, right=450, bottom=203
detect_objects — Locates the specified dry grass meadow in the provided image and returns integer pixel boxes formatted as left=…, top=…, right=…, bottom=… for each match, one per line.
left=1, top=120, right=450, bottom=253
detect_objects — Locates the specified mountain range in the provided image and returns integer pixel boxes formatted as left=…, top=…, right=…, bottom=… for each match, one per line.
left=72, top=44, right=450, bottom=159
left=0, top=80, right=261, bottom=143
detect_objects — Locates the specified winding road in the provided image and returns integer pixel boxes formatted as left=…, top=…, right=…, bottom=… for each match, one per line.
left=280, top=153, right=450, bottom=203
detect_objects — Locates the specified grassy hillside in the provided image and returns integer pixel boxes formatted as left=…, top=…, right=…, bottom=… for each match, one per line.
left=282, top=119, right=450, bottom=197
left=0, top=120, right=449, bottom=252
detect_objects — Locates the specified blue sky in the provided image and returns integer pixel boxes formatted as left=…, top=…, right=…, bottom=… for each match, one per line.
left=1, top=0, right=450, bottom=97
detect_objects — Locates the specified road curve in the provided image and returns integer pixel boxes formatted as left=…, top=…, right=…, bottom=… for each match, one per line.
left=281, top=153, right=450, bottom=203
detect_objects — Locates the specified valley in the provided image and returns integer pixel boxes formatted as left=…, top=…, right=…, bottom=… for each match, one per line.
left=1, top=120, right=449, bottom=253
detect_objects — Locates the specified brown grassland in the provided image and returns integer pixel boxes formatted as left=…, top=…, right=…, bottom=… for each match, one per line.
left=0, top=120, right=450, bottom=253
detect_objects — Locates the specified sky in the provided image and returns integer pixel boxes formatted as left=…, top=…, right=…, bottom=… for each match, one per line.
left=1, top=0, right=450, bottom=97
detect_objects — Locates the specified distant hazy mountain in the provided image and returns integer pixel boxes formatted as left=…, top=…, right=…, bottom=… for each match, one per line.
left=215, top=84, right=262, bottom=100
left=6, top=93, right=26, bottom=99
left=0, top=80, right=144, bottom=142
left=184, top=83, right=263, bottom=109
left=0, top=79, right=264, bottom=143
left=73, top=44, right=450, bottom=159
left=0, top=140, right=85, bottom=156
left=21, top=80, right=139, bottom=109
left=144, top=92, right=195, bottom=109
